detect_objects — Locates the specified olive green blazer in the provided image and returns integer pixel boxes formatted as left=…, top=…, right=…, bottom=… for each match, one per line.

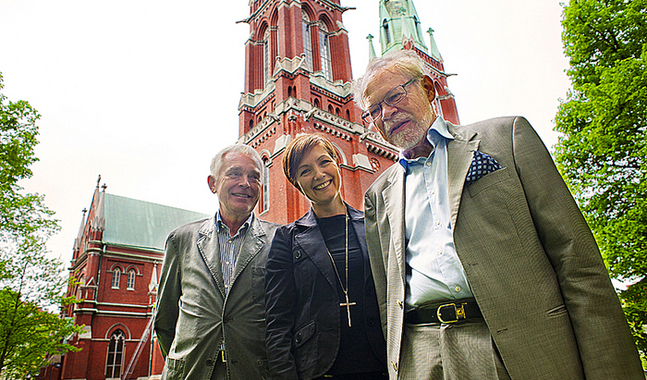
left=155, top=215, right=279, bottom=380
left=364, top=116, right=643, bottom=379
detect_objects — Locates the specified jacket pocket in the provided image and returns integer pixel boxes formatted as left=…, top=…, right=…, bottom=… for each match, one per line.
left=251, top=264, right=265, bottom=303
left=293, top=320, right=316, bottom=348
left=467, top=166, right=510, bottom=197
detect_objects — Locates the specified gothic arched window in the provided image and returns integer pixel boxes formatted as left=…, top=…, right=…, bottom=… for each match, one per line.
left=263, top=30, right=271, bottom=85
left=261, top=158, right=270, bottom=213
left=383, top=19, right=391, bottom=45
left=319, top=22, right=332, bottom=81
left=126, top=269, right=136, bottom=290
left=302, top=11, right=313, bottom=71
left=106, top=329, right=125, bottom=378
left=111, top=267, right=121, bottom=289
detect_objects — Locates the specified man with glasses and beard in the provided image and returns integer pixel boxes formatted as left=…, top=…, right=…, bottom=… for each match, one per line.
left=353, top=50, right=642, bottom=380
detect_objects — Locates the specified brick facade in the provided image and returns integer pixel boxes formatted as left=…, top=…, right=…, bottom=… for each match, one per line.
left=238, top=0, right=398, bottom=224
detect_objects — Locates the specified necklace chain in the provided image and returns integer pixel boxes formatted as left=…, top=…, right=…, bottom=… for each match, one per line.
left=325, top=212, right=356, bottom=327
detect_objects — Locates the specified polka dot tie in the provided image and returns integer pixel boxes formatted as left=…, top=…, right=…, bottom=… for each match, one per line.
left=465, top=150, right=502, bottom=185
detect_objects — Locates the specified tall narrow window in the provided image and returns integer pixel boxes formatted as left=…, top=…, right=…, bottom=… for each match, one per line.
left=383, top=19, right=391, bottom=45
left=111, top=267, right=121, bottom=289
left=261, top=158, right=270, bottom=213
left=302, top=11, right=313, bottom=70
left=126, top=269, right=136, bottom=290
left=319, top=23, right=332, bottom=81
left=435, top=97, right=444, bottom=119
left=106, top=330, right=125, bottom=378
left=263, top=30, right=271, bottom=85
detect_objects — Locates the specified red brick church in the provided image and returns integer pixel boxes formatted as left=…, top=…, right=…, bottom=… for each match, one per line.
left=51, top=0, right=459, bottom=379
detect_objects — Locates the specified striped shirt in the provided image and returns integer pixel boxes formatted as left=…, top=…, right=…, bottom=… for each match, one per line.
left=216, top=212, right=253, bottom=295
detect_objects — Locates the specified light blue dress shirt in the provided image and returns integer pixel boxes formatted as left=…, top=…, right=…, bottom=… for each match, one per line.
left=400, top=117, right=473, bottom=310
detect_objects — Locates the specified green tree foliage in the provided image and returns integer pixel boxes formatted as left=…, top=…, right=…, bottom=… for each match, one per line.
left=0, top=72, right=81, bottom=379
left=555, top=0, right=647, bottom=358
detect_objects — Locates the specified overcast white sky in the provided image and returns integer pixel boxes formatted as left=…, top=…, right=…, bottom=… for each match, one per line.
left=0, top=1, right=571, bottom=266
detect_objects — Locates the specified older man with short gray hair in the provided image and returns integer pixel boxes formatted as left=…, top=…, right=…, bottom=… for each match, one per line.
left=155, top=144, right=279, bottom=380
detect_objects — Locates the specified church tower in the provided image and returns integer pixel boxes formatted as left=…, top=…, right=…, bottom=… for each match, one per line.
left=237, top=0, right=398, bottom=224
left=372, top=0, right=460, bottom=124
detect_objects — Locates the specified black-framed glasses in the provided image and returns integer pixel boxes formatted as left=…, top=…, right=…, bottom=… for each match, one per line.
left=361, top=77, right=419, bottom=124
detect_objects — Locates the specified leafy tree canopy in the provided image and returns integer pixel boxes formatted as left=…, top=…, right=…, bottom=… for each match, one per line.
left=555, top=0, right=647, bottom=359
left=0, top=72, right=81, bottom=379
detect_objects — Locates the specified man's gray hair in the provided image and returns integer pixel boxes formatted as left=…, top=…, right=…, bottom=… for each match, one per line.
left=352, top=50, right=429, bottom=110
left=210, top=144, right=263, bottom=181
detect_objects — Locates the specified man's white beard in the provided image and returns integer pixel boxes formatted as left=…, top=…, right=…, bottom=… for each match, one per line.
left=384, top=113, right=429, bottom=150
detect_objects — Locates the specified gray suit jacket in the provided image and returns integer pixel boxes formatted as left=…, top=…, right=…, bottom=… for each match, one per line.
left=364, top=116, right=643, bottom=379
left=155, top=215, right=279, bottom=380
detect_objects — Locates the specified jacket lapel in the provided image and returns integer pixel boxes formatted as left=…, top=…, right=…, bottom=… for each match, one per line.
left=447, top=123, right=479, bottom=230
left=294, top=209, right=338, bottom=292
left=197, top=218, right=226, bottom=298
left=382, top=165, right=407, bottom=283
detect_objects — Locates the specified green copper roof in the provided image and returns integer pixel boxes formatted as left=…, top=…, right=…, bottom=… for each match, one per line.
left=102, top=193, right=210, bottom=251
left=379, top=0, right=428, bottom=54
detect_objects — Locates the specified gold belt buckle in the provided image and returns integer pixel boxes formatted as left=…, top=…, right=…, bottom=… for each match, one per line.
left=437, top=302, right=466, bottom=323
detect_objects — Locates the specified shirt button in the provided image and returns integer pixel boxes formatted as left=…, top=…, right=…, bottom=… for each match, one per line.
left=228, top=240, right=233, bottom=244
left=426, top=162, right=432, bottom=167
left=455, top=286, right=461, bottom=292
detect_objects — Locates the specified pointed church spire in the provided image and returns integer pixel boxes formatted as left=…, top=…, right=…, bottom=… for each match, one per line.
left=378, top=0, right=428, bottom=55
left=149, top=263, right=158, bottom=293
left=73, top=208, right=88, bottom=252
left=367, top=34, right=377, bottom=61
left=92, top=183, right=107, bottom=232
left=426, top=28, right=442, bottom=61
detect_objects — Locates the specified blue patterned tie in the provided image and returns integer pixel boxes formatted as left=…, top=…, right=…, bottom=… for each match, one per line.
left=465, top=151, right=501, bottom=185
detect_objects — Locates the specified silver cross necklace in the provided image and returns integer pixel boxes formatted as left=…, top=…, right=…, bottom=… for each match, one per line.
left=325, top=213, right=356, bottom=327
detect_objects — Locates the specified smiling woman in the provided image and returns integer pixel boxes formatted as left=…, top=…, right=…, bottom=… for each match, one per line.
left=285, top=135, right=344, bottom=218
left=264, top=134, right=388, bottom=380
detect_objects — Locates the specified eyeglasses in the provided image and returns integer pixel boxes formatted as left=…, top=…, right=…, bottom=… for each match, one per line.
left=361, top=77, right=419, bottom=124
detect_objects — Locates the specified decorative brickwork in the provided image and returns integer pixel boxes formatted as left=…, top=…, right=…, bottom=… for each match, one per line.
left=239, top=0, right=398, bottom=224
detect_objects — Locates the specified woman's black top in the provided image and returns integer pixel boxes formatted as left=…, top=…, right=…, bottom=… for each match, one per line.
left=317, top=214, right=384, bottom=375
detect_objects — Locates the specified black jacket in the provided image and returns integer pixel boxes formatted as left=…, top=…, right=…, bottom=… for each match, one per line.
left=264, top=205, right=385, bottom=380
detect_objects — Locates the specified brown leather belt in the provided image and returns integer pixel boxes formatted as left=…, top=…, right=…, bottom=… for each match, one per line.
left=405, top=300, right=482, bottom=324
